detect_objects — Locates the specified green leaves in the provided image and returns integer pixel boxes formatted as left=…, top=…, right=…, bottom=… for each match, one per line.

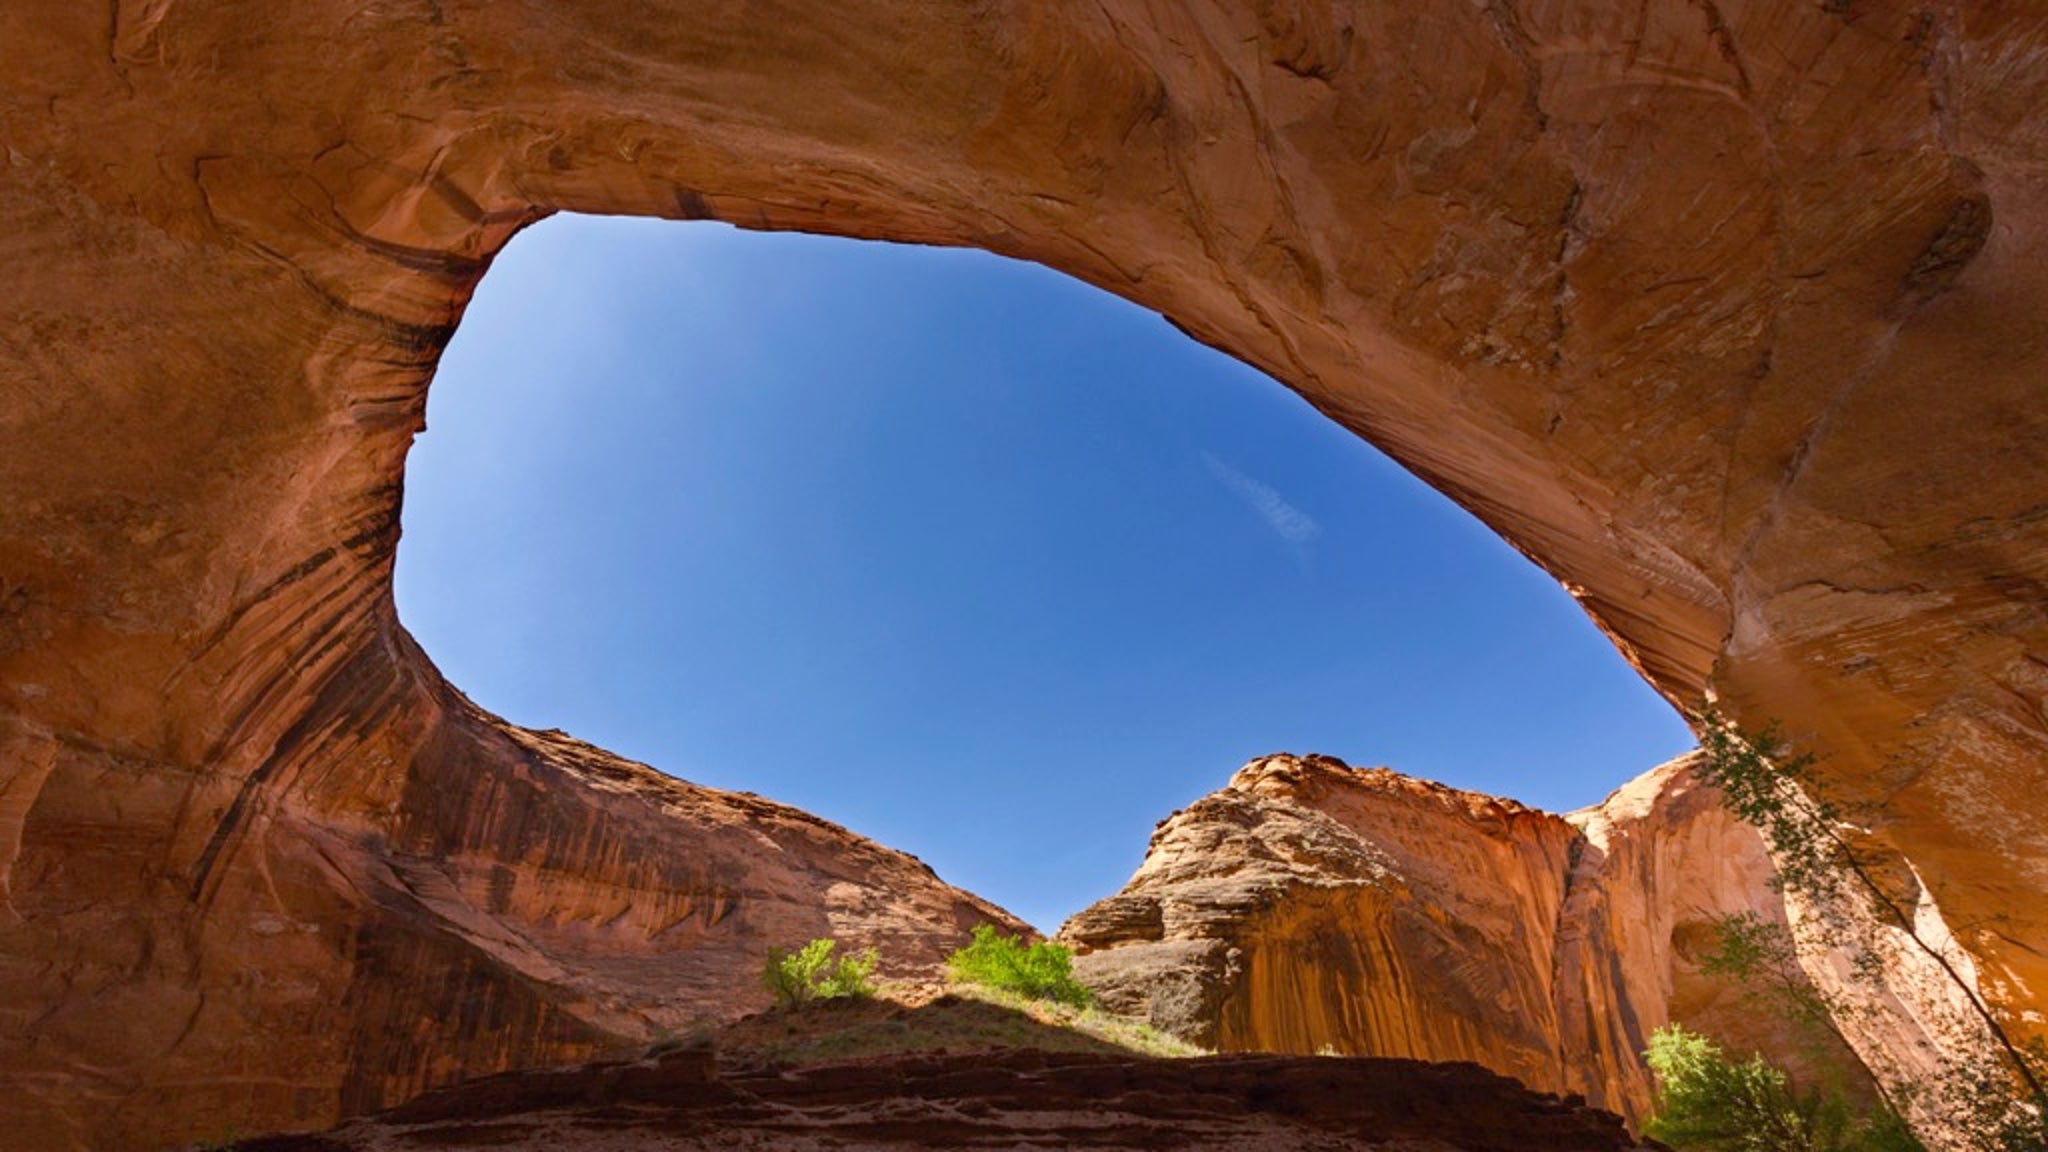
left=1643, top=1025, right=1926, bottom=1152
left=1693, top=705, right=2048, bottom=1150
left=946, top=923, right=1092, bottom=1008
left=1696, top=714, right=1855, bottom=915
left=1701, top=913, right=1841, bottom=1041
left=762, top=937, right=879, bottom=1007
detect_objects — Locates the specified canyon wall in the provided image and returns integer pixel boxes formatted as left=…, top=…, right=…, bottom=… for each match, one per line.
left=4, top=0, right=2046, bottom=1147
left=0, top=653, right=1021, bottom=1150
left=1063, top=753, right=1993, bottom=1127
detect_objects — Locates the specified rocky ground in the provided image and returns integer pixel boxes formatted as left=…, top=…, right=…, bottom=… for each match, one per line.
left=216, top=1043, right=1659, bottom=1152
left=185, top=983, right=1658, bottom=1151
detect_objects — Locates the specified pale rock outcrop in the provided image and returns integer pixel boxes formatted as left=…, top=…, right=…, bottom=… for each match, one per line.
left=1062, top=753, right=1894, bottom=1124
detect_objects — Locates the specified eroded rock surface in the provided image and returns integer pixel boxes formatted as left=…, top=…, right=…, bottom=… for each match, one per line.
left=4, top=1, right=2047, bottom=1148
left=0, top=672, right=1022, bottom=1150
left=215, top=1045, right=1660, bottom=1152
left=1062, top=753, right=1898, bottom=1124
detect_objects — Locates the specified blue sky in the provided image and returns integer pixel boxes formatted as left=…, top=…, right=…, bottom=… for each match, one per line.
left=395, top=214, right=1695, bottom=931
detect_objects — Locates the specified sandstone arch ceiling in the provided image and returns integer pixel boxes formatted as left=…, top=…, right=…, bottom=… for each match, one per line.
left=2, top=0, right=2045, bottom=1145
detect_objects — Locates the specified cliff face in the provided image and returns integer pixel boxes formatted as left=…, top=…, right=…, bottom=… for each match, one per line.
left=1, top=661, right=1022, bottom=1150
left=1065, top=756, right=1586, bottom=1088
left=1062, top=753, right=1911, bottom=1124
left=5, top=1, right=2048, bottom=1148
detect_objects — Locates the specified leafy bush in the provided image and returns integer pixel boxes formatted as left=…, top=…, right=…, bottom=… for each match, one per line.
left=762, top=938, right=878, bottom=1008
left=1643, top=1025, right=1927, bottom=1152
left=1695, top=707, right=2048, bottom=1149
left=946, top=924, right=1092, bottom=1007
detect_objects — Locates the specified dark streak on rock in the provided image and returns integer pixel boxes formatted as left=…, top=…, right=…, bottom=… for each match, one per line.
left=190, top=642, right=397, bottom=900
left=1691, top=0, right=1755, bottom=98
left=1903, top=188, right=1992, bottom=305
left=672, top=187, right=715, bottom=220
left=1550, top=179, right=1583, bottom=371
left=1481, top=0, right=1549, bottom=130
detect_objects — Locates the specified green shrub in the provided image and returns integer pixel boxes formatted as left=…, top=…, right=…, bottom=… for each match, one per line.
left=1643, top=1025, right=1927, bottom=1152
left=1695, top=707, right=2048, bottom=1149
left=945, top=923, right=1092, bottom=1008
left=762, top=938, right=878, bottom=1008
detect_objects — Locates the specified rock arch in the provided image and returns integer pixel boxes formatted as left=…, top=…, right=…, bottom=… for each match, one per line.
left=3, top=2, right=2044, bottom=1146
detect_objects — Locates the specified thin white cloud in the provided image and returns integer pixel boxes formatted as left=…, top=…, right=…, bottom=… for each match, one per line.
left=1202, top=453, right=1321, bottom=546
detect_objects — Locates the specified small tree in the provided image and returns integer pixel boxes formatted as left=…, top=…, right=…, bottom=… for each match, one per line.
left=1700, top=912, right=1867, bottom=1081
left=1644, top=1025, right=1927, bottom=1152
left=762, top=938, right=878, bottom=1008
left=946, top=924, right=1092, bottom=1007
left=1694, top=706, right=2047, bottom=1149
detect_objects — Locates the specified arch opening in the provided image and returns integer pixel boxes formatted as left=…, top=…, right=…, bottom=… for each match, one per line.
left=395, top=213, right=1694, bottom=930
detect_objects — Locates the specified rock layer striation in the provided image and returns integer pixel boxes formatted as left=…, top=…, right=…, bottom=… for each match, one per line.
left=4, top=1, right=2048, bottom=1147
left=0, top=673, right=1021, bottom=1149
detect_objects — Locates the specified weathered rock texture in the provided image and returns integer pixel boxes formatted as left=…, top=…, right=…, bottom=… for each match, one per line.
left=1062, top=753, right=1970, bottom=1126
left=4, top=0, right=2047, bottom=1147
left=218, top=1045, right=1660, bottom=1152
left=0, top=671, right=1022, bottom=1150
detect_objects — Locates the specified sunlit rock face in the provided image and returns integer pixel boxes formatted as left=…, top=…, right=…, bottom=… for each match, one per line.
left=1061, top=753, right=1899, bottom=1124
left=4, top=0, right=2046, bottom=1147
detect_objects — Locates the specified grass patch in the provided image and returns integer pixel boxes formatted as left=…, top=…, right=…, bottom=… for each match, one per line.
left=713, top=982, right=1206, bottom=1068
left=948, top=982, right=1207, bottom=1059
